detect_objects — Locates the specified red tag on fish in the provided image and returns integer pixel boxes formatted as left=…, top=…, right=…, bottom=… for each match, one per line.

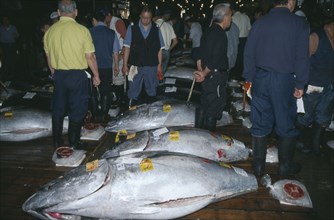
left=283, top=182, right=305, bottom=199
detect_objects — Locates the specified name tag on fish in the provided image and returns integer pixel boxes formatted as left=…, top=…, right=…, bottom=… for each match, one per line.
left=115, top=130, right=128, bottom=143
left=169, top=131, right=180, bottom=141
left=165, top=78, right=176, bottom=85
left=140, top=158, right=154, bottom=172
left=4, top=111, right=13, bottom=117
left=163, top=104, right=172, bottom=112
left=23, top=92, right=36, bottom=99
left=86, top=160, right=99, bottom=172
left=116, top=163, right=125, bottom=170
left=165, top=86, right=177, bottom=93
left=152, top=127, right=169, bottom=137
left=221, top=135, right=233, bottom=147
left=232, top=166, right=248, bottom=177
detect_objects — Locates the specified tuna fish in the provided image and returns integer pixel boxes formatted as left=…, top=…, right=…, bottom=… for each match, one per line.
left=105, top=100, right=196, bottom=133
left=22, top=152, right=258, bottom=220
left=0, top=106, right=68, bottom=142
left=102, top=127, right=250, bottom=163
left=164, top=66, right=195, bottom=81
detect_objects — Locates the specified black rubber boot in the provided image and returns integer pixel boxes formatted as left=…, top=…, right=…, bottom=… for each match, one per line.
left=68, top=120, right=87, bottom=150
left=90, top=94, right=101, bottom=122
left=311, top=123, right=325, bottom=158
left=278, top=137, right=302, bottom=176
left=195, top=107, right=206, bottom=129
left=114, top=84, right=125, bottom=104
left=101, top=95, right=111, bottom=122
left=251, top=136, right=267, bottom=177
left=295, top=121, right=312, bottom=153
left=204, top=116, right=217, bottom=132
left=52, top=117, right=64, bottom=149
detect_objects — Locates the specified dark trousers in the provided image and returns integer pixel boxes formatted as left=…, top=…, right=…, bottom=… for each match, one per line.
left=0, top=43, right=18, bottom=80
left=250, top=68, right=299, bottom=138
left=200, top=70, right=228, bottom=119
left=96, top=68, right=113, bottom=96
left=231, top=37, right=247, bottom=80
left=52, top=70, right=89, bottom=122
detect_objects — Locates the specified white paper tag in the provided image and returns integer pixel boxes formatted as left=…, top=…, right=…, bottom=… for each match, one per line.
left=165, top=86, right=177, bottom=93
left=23, top=92, right=36, bottom=99
left=232, top=166, right=248, bottom=177
left=116, top=163, right=125, bottom=170
left=164, top=78, right=176, bottom=85
left=152, top=127, right=169, bottom=137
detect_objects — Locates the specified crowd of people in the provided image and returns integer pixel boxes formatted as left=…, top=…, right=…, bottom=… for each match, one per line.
left=0, top=0, right=333, bottom=178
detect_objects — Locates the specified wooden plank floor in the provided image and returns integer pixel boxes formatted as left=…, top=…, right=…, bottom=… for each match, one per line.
left=0, top=119, right=333, bottom=220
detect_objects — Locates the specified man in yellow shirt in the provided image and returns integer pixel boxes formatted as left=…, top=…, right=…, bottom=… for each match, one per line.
left=44, top=0, right=100, bottom=149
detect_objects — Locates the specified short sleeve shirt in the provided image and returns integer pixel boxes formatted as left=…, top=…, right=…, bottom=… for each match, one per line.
left=44, top=16, right=95, bottom=70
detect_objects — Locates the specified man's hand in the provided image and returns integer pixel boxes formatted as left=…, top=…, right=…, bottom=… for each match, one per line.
left=122, top=65, right=129, bottom=76
left=294, top=88, right=304, bottom=99
left=158, top=63, right=162, bottom=74
left=114, top=66, right=119, bottom=76
left=194, top=70, right=205, bottom=83
left=93, top=75, right=101, bottom=87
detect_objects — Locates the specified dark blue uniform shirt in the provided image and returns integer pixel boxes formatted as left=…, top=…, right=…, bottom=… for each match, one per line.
left=243, top=7, right=309, bottom=89
left=90, top=22, right=120, bottom=69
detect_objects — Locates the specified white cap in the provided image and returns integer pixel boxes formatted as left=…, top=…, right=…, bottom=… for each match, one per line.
left=50, top=11, right=59, bottom=19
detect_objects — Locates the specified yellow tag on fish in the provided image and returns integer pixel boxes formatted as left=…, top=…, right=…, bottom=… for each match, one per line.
left=219, top=162, right=231, bottom=168
left=115, top=130, right=128, bottom=143
left=222, top=134, right=232, bottom=146
left=129, top=106, right=137, bottom=111
left=163, top=104, right=171, bottom=112
left=126, top=133, right=136, bottom=140
left=86, top=160, right=99, bottom=172
left=4, top=112, right=13, bottom=117
left=140, top=158, right=154, bottom=172
left=169, top=131, right=180, bottom=141
left=222, top=135, right=231, bottom=140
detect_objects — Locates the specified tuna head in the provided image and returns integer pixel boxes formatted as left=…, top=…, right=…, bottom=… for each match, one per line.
left=22, top=159, right=110, bottom=220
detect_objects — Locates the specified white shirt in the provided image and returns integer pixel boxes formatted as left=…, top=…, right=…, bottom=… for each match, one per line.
left=155, top=18, right=176, bottom=50
left=189, top=22, right=202, bottom=48
left=109, top=16, right=124, bottom=47
left=232, top=11, right=251, bottom=38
